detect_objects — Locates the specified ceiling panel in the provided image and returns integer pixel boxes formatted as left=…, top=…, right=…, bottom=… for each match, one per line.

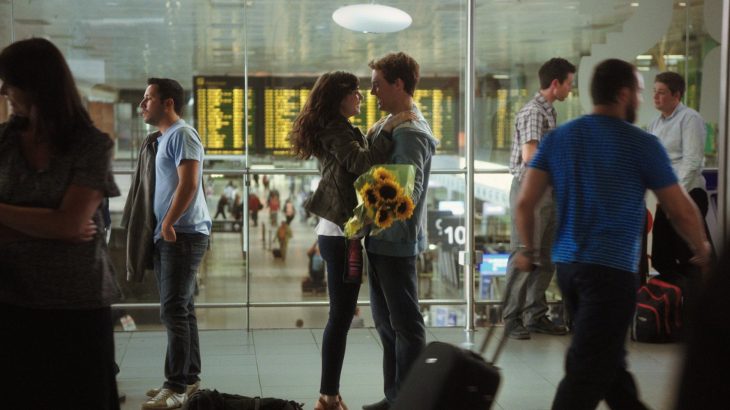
left=2, top=0, right=695, bottom=90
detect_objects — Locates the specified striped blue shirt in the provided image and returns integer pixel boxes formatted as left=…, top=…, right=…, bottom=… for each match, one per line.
left=530, top=114, right=677, bottom=272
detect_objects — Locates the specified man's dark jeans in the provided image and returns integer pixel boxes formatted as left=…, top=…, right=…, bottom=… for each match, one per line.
left=318, top=235, right=361, bottom=395
left=367, top=251, right=426, bottom=403
left=154, top=232, right=209, bottom=393
left=552, top=263, right=648, bottom=410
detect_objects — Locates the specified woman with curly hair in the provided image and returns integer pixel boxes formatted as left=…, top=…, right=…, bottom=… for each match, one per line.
left=290, top=71, right=412, bottom=410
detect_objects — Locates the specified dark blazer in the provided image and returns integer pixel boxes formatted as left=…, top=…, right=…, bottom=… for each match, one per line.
left=305, top=117, right=393, bottom=227
left=121, top=131, right=158, bottom=282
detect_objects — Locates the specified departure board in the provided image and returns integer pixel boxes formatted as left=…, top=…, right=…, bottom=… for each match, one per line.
left=193, top=76, right=254, bottom=154
left=263, top=88, right=309, bottom=155
left=414, top=88, right=457, bottom=152
left=193, top=76, right=458, bottom=156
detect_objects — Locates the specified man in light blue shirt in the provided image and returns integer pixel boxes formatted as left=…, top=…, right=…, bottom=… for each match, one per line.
left=137, top=78, right=211, bottom=410
left=648, top=72, right=710, bottom=281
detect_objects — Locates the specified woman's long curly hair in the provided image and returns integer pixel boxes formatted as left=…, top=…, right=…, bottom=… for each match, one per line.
left=290, top=71, right=359, bottom=160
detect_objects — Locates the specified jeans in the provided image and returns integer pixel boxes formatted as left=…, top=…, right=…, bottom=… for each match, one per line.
left=552, top=263, right=648, bottom=410
left=367, top=251, right=426, bottom=403
left=318, top=235, right=361, bottom=395
left=504, top=176, right=557, bottom=326
left=154, top=232, right=209, bottom=393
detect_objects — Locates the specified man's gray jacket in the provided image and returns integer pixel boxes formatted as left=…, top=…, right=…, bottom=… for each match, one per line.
left=121, top=131, right=159, bottom=282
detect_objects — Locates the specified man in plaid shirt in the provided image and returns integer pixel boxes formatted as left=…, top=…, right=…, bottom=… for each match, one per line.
left=504, top=58, right=576, bottom=340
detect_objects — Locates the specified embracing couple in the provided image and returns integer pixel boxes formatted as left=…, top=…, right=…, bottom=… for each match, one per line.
left=290, top=52, right=438, bottom=410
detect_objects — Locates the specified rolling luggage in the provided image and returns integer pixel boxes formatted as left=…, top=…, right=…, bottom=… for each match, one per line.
left=392, top=273, right=516, bottom=410
left=391, top=325, right=507, bottom=410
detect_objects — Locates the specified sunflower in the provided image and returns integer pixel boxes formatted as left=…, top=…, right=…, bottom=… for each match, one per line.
left=376, top=180, right=401, bottom=204
left=359, top=183, right=379, bottom=207
left=394, top=196, right=415, bottom=220
left=374, top=208, right=395, bottom=229
left=372, top=167, right=395, bottom=183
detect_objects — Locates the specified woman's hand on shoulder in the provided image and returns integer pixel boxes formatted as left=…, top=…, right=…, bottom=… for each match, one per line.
left=366, top=117, right=387, bottom=139
left=382, top=111, right=416, bottom=133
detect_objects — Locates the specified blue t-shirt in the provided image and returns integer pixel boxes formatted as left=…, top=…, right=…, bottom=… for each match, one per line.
left=530, top=114, right=677, bottom=272
left=153, top=120, right=212, bottom=242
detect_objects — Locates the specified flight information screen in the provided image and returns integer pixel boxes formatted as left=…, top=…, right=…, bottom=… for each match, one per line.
left=193, top=76, right=254, bottom=154
left=194, top=76, right=458, bottom=155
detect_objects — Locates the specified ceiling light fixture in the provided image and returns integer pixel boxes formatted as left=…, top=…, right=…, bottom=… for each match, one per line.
left=332, top=4, right=412, bottom=34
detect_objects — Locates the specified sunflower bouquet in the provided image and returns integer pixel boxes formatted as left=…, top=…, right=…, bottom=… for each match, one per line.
left=344, top=164, right=416, bottom=238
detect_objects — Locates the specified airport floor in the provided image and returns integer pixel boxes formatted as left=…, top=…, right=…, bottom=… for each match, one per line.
left=115, top=328, right=682, bottom=410
left=112, top=184, right=683, bottom=410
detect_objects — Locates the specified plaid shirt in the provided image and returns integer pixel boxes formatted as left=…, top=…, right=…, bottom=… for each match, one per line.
left=509, top=93, right=557, bottom=180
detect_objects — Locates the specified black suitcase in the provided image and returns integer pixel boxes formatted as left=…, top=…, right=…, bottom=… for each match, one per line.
left=392, top=269, right=521, bottom=410
left=391, top=324, right=507, bottom=410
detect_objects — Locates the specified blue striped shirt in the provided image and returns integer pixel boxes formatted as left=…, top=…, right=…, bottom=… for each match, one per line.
left=530, top=114, right=677, bottom=272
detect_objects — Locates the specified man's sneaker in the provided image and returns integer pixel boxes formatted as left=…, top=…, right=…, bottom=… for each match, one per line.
left=141, top=388, right=186, bottom=409
left=527, top=316, right=568, bottom=335
left=505, top=321, right=531, bottom=340
left=146, top=381, right=200, bottom=398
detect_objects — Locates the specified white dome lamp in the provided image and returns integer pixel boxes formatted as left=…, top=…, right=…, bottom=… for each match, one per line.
left=332, top=4, right=412, bottom=34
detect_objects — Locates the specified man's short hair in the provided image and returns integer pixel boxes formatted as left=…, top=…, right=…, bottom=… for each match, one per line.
left=368, top=52, right=420, bottom=96
left=590, top=59, right=638, bottom=105
left=147, top=77, right=184, bottom=115
left=538, top=58, right=576, bottom=90
left=655, top=71, right=685, bottom=98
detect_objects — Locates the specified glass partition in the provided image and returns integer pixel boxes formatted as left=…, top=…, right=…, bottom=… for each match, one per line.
left=0, top=0, right=723, bottom=330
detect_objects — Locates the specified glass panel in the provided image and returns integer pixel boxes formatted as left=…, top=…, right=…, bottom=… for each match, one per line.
left=474, top=0, right=638, bottom=167
left=4, top=0, right=718, bottom=330
left=245, top=1, right=468, bottom=328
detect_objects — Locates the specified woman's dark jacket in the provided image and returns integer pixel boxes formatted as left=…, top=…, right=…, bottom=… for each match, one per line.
left=305, top=117, right=393, bottom=227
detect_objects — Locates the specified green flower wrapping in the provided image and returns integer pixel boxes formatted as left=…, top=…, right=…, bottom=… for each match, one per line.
left=344, top=164, right=416, bottom=238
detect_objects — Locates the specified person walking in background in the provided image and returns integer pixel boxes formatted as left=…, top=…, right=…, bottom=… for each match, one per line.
left=268, top=189, right=280, bottom=226
left=0, top=37, right=121, bottom=409
left=290, top=70, right=412, bottom=410
left=284, top=197, right=296, bottom=224
left=276, top=220, right=293, bottom=260
left=648, top=71, right=711, bottom=303
left=503, top=57, right=575, bottom=340
left=248, top=192, right=262, bottom=227
left=362, top=52, right=438, bottom=410
left=136, top=78, right=212, bottom=410
left=214, top=193, right=228, bottom=220
left=514, top=58, right=711, bottom=410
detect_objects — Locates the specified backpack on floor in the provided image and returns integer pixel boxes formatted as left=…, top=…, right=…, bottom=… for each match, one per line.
left=631, top=278, right=682, bottom=343
left=183, top=389, right=304, bottom=410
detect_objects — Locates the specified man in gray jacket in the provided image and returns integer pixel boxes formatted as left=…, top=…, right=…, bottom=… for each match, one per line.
left=362, top=52, right=438, bottom=410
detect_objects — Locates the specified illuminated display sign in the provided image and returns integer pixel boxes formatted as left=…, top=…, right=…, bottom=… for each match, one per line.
left=193, top=76, right=254, bottom=155
left=194, top=76, right=458, bottom=155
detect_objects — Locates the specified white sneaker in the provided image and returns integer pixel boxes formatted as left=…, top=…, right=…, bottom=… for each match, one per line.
left=141, top=388, right=187, bottom=409
left=146, top=381, right=200, bottom=398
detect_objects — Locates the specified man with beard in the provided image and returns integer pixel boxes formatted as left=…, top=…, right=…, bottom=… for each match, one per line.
left=136, top=78, right=211, bottom=409
left=514, top=59, right=711, bottom=409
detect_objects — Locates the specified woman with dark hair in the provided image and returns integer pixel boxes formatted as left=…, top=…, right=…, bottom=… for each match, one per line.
left=290, top=71, right=413, bottom=410
left=0, top=38, right=121, bottom=409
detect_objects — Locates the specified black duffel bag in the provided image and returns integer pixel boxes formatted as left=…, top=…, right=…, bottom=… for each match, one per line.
left=182, top=389, right=304, bottom=410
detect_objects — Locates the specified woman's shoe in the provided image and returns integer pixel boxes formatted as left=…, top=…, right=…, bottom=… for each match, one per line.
left=314, top=395, right=348, bottom=410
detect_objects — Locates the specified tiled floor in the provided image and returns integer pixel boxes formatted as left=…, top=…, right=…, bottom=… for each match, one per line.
left=116, top=328, right=682, bottom=410
left=113, top=179, right=683, bottom=409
